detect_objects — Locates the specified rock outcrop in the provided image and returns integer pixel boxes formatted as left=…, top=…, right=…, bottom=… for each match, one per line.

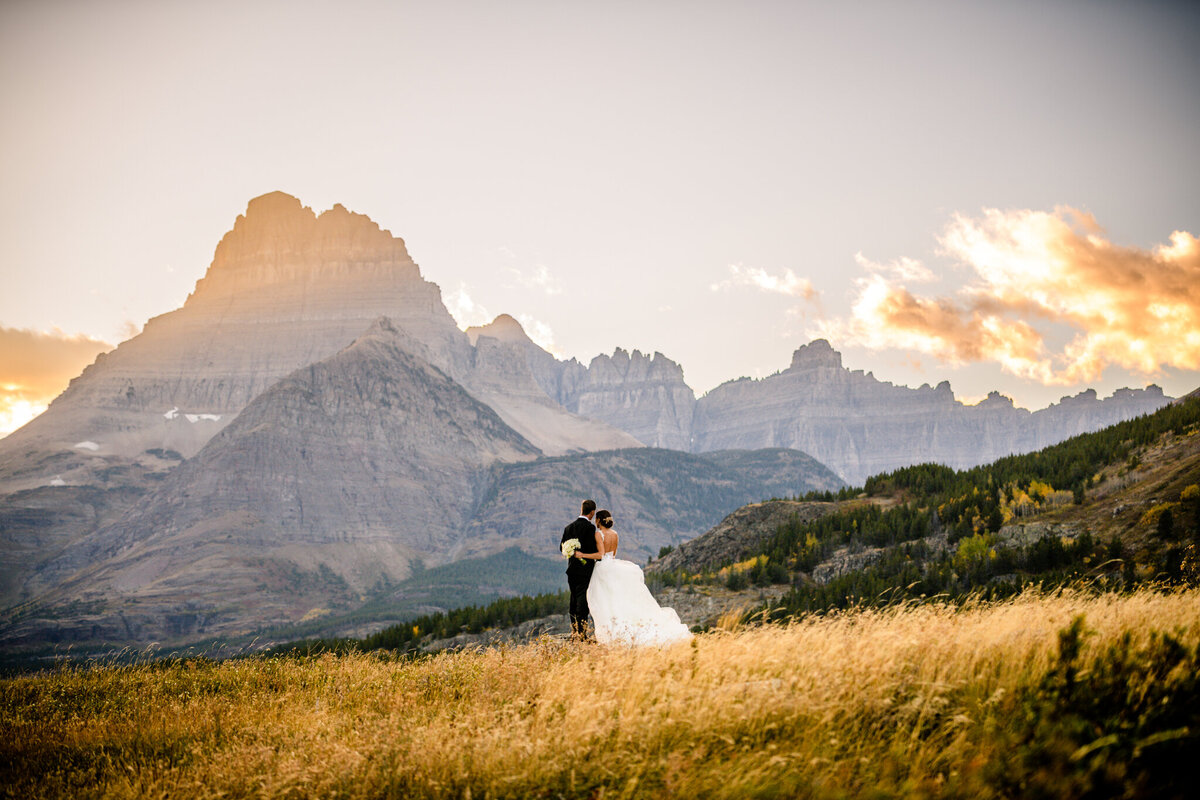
left=564, top=349, right=696, bottom=450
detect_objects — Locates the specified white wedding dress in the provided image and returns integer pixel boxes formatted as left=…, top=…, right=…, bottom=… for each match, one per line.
left=587, top=529, right=692, bottom=646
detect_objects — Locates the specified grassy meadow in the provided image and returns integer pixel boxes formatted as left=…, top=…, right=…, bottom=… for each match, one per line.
left=2, top=587, right=1198, bottom=799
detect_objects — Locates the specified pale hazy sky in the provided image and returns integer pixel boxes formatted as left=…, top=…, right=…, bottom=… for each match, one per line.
left=1, top=0, right=1198, bottom=435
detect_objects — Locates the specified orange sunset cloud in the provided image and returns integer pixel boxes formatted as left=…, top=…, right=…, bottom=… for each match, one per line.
left=820, top=208, right=1200, bottom=385
left=0, top=327, right=112, bottom=436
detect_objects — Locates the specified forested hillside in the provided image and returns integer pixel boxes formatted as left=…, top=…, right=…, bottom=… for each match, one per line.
left=660, top=394, right=1200, bottom=617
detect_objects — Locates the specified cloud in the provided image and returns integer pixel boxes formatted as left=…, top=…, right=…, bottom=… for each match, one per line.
left=853, top=251, right=937, bottom=283
left=443, top=282, right=494, bottom=330
left=0, top=326, right=112, bottom=436
left=515, top=313, right=561, bottom=355
left=819, top=208, right=1200, bottom=385
left=507, top=264, right=562, bottom=295
left=711, top=263, right=818, bottom=300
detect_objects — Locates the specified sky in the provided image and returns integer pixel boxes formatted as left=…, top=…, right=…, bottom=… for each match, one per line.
left=1, top=0, right=1198, bottom=436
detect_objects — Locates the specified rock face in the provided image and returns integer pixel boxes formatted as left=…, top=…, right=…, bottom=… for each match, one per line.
left=466, top=317, right=697, bottom=450
left=464, top=318, right=641, bottom=455
left=692, top=340, right=1172, bottom=486
left=565, top=349, right=695, bottom=450
left=15, top=319, right=542, bottom=643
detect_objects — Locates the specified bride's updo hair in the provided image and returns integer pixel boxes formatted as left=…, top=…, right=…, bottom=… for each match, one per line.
left=595, top=509, right=614, bottom=528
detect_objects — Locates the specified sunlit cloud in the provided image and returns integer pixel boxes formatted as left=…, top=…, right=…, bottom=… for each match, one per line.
left=818, top=208, right=1200, bottom=385
left=0, top=326, right=112, bottom=437
left=444, top=282, right=493, bottom=330
left=515, top=313, right=561, bottom=356
left=711, top=263, right=818, bottom=300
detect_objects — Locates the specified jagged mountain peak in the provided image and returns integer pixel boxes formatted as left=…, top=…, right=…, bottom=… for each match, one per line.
left=588, top=347, right=685, bottom=378
left=196, top=192, right=416, bottom=299
left=976, top=391, right=1017, bottom=409
left=789, top=339, right=843, bottom=371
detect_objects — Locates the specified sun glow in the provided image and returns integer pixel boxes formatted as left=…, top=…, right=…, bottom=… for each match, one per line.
left=0, top=395, right=48, bottom=437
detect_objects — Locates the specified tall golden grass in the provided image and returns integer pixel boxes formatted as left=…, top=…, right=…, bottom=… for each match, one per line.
left=2, top=587, right=1197, bottom=799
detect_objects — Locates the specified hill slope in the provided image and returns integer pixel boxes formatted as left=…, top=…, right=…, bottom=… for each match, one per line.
left=659, top=394, right=1200, bottom=617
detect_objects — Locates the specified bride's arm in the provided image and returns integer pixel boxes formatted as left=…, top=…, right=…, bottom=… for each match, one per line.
left=610, top=531, right=619, bottom=556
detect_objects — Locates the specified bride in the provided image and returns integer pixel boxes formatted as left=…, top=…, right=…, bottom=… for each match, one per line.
left=587, top=509, right=692, bottom=646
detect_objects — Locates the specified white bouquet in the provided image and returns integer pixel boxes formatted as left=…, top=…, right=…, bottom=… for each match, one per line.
left=561, top=538, right=585, bottom=563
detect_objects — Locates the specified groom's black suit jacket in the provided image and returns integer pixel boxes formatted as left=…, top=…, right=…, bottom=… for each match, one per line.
left=561, top=517, right=598, bottom=579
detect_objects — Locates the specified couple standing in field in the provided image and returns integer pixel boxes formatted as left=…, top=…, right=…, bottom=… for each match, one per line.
left=559, top=499, right=692, bottom=645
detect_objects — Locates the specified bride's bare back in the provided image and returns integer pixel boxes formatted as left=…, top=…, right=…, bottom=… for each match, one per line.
left=597, top=527, right=619, bottom=556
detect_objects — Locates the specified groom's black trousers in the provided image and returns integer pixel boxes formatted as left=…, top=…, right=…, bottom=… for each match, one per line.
left=567, top=570, right=591, bottom=637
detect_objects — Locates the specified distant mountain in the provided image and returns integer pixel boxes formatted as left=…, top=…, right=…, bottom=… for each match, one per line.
left=466, top=317, right=693, bottom=450
left=0, top=322, right=841, bottom=649
left=464, top=319, right=1172, bottom=484
left=565, top=348, right=695, bottom=450
left=690, top=340, right=1171, bottom=485
left=464, top=318, right=640, bottom=455
left=0, top=193, right=468, bottom=486
left=0, top=193, right=635, bottom=497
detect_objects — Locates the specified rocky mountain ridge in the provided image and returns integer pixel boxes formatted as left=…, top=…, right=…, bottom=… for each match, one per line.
left=690, top=339, right=1171, bottom=485
left=471, top=321, right=1171, bottom=484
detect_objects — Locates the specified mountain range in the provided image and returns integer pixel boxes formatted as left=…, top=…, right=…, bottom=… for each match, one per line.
left=0, top=192, right=1173, bottom=650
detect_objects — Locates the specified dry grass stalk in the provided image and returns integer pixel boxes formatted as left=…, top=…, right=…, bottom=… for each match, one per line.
left=2, top=586, right=1197, bottom=799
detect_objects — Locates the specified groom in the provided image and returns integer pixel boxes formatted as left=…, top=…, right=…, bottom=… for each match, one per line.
left=562, top=499, right=600, bottom=640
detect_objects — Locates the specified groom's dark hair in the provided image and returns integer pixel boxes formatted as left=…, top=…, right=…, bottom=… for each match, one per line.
left=581, top=499, right=597, bottom=516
